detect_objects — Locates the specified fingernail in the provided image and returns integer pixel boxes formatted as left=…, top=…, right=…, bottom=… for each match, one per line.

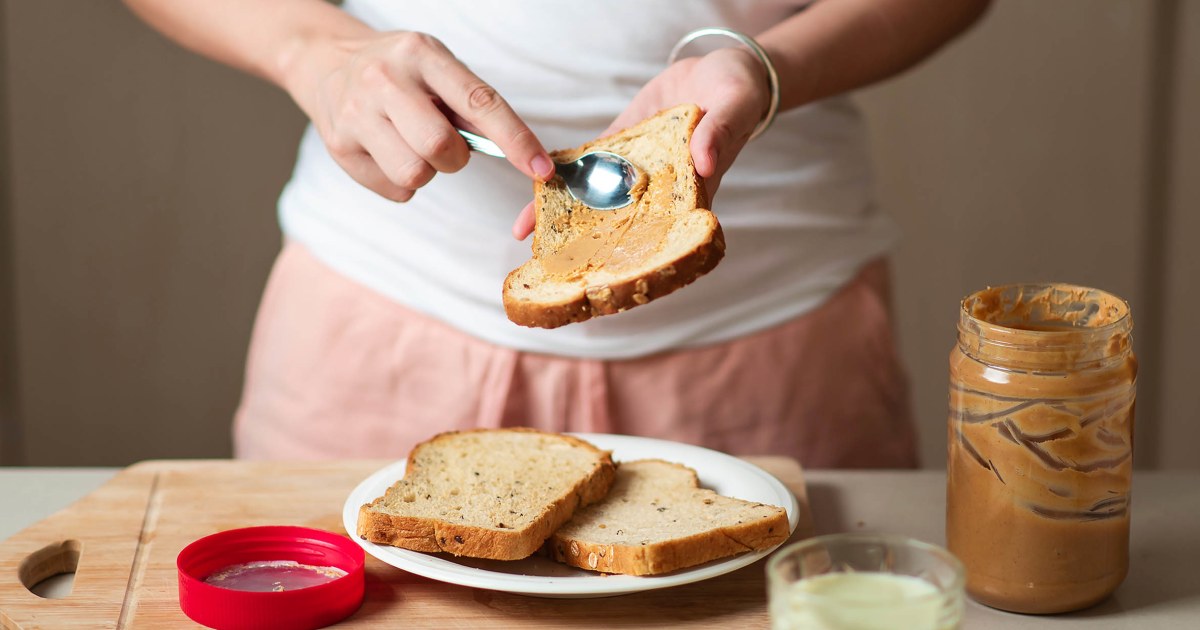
left=531, top=154, right=554, bottom=181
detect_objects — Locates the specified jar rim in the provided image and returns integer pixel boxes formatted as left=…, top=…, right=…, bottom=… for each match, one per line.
left=959, top=283, right=1132, bottom=347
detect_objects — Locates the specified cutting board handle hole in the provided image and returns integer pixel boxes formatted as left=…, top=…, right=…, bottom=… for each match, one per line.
left=19, top=539, right=81, bottom=599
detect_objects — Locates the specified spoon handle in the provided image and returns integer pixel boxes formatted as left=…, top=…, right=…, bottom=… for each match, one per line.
left=456, top=129, right=506, bottom=159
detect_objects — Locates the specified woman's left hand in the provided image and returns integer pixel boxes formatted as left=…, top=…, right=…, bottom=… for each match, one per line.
left=512, top=47, right=769, bottom=239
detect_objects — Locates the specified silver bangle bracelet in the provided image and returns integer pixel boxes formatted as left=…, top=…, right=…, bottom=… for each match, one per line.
left=667, top=27, right=781, bottom=142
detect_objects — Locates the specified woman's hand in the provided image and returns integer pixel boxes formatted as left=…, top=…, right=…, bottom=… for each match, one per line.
left=287, top=31, right=555, bottom=203
left=605, top=47, right=770, bottom=196
left=512, top=47, right=769, bottom=239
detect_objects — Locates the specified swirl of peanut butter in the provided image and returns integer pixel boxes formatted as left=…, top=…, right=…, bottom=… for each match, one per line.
left=540, top=167, right=675, bottom=280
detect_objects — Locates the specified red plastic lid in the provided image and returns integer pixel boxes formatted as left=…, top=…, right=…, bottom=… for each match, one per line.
left=177, top=526, right=365, bottom=630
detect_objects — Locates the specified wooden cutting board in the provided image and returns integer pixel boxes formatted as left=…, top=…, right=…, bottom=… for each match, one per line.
left=0, top=458, right=811, bottom=629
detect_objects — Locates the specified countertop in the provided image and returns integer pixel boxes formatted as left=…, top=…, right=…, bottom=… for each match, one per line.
left=2, top=467, right=1196, bottom=628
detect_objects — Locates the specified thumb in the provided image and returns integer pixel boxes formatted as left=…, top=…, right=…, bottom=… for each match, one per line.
left=690, top=108, right=742, bottom=179
left=691, top=92, right=758, bottom=179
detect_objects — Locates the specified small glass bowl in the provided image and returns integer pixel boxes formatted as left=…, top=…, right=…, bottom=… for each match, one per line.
left=766, top=533, right=965, bottom=630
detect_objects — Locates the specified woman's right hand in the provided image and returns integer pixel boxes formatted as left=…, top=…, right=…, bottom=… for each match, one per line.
left=284, top=30, right=555, bottom=202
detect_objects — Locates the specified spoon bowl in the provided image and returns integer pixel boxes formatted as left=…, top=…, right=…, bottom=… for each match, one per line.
left=556, top=151, right=639, bottom=210
left=457, top=129, right=638, bottom=211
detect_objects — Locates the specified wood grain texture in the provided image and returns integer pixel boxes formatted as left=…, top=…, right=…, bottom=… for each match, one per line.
left=0, top=457, right=810, bottom=629
left=0, top=465, right=155, bottom=628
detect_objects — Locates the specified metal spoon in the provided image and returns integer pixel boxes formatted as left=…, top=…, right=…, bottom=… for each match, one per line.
left=457, top=129, right=638, bottom=211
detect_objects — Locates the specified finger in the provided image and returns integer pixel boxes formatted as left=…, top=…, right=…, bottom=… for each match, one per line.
left=384, top=94, right=470, bottom=174
left=697, top=129, right=747, bottom=208
left=357, top=114, right=437, bottom=191
left=512, top=201, right=536, bottom=240
left=699, top=117, right=749, bottom=208
left=690, top=98, right=756, bottom=179
left=333, top=150, right=416, bottom=203
left=421, top=57, right=554, bottom=182
left=688, top=55, right=763, bottom=178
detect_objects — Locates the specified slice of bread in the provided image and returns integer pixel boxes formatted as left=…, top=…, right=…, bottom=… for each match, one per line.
left=504, top=104, right=725, bottom=329
left=357, top=429, right=616, bottom=560
left=548, top=459, right=790, bottom=575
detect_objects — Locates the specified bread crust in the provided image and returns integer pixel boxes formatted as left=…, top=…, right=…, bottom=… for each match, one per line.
left=356, top=428, right=616, bottom=561
left=549, top=518, right=788, bottom=576
left=503, top=219, right=725, bottom=329
left=547, top=459, right=790, bottom=575
left=503, top=104, right=724, bottom=329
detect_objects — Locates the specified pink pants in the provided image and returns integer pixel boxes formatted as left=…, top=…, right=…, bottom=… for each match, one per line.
left=234, top=244, right=917, bottom=468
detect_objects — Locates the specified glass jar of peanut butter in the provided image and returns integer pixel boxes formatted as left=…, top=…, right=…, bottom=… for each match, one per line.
left=946, top=283, right=1136, bottom=614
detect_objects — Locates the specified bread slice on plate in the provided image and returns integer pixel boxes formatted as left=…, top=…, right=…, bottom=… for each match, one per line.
left=356, top=429, right=615, bottom=561
left=548, top=459, right=790, bottom=575
left=503, top=103, right=725, bottom=329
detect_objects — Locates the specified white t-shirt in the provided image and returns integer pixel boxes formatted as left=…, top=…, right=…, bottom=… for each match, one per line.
left=278, top=0, right=897, bottom=359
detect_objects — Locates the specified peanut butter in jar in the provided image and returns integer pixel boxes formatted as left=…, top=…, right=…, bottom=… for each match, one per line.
left=946, top=283, right=1136, bottom=614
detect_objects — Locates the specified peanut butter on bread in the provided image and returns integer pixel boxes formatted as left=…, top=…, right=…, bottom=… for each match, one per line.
left=503, top=104, right=725, bottom=329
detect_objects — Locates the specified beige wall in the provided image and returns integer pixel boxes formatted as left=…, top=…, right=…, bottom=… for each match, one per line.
left=858, top=0, right=1160, bottom=468
left=1, top=1, right=305, bottom=465
left=1159, top=0, right=1200, bottom=470
left=857, top=0, right=1199, bottom=470
left=0, top=0, right=17, bottom=465
left=1, top=1, right=1195, bottom=468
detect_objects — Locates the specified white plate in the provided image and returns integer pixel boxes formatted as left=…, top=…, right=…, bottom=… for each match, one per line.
left=342, top=433, right=800, bottom=598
